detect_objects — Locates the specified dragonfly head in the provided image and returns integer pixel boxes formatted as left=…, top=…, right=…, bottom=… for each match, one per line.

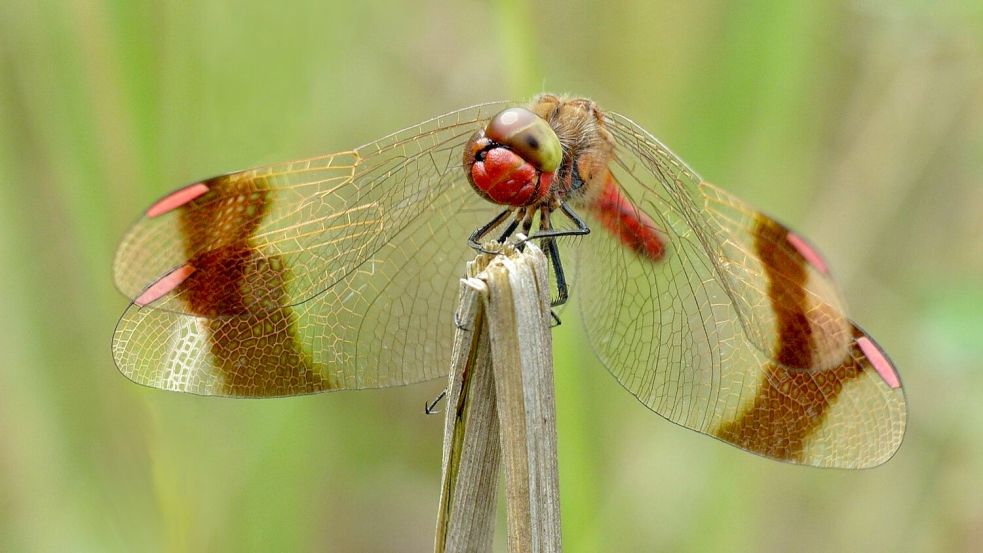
left=463, top=107, right=561, bottom=207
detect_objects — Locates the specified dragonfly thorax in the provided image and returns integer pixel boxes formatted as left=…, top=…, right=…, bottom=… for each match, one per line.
left=529, top=94, right=617, bottom=210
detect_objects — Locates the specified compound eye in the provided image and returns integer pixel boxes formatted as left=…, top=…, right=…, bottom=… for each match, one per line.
left=484, top=108, right=561, bottom=173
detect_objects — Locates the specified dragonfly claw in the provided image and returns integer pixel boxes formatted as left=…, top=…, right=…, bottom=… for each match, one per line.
left=453, top=311, right=470, bottom=331
left=425, top=389, right=447, bottom=415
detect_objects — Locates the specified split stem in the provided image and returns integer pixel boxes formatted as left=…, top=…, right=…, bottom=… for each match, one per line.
left=434, top=241, right=561, bottom=553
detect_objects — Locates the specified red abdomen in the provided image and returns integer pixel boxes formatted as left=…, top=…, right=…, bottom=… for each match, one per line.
left=591, top=175, right=666, bottom=261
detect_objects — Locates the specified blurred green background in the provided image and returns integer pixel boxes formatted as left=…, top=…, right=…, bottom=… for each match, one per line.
left=1, top=1, right=981, bottom=551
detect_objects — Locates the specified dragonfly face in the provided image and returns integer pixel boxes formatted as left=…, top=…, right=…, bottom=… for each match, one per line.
left=113, top=94, right=906, bottom=468
left=463, top=106, right=561, bottom=206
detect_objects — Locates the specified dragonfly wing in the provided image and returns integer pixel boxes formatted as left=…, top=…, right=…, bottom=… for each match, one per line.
left=112, top=103, right=512, bottom=397
left=572, top=112, right=906, bottom=467
left=113, top=102, right=508, bottom=317
left=113, top=180, right=496, bottom=396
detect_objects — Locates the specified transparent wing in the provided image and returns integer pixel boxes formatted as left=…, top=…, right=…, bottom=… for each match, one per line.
left=573, top=112, right=906, bottom=467
left=113, top=102, right=508, bottom=316
left=112, top=104, right=509, bottom=396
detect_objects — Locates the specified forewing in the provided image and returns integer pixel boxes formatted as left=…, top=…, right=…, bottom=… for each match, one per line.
left=113, top=102, right=507, bottom=317
left=573, top=112, right=905, bottom=467
left=112, top=104, right=509, bottom=396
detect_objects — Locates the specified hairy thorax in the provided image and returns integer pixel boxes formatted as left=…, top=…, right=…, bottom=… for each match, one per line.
left=528, top=94, right=616, bottom=210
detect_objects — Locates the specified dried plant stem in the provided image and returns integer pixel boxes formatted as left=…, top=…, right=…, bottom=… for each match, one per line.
left=434, top=242, right=561, bottom=553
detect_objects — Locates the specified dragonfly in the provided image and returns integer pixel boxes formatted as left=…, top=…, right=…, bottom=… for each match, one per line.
left=112, top=93, right=906, bottom=469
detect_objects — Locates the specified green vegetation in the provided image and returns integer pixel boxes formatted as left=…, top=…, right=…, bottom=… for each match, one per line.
left=1, top=1, right=981, bottom=551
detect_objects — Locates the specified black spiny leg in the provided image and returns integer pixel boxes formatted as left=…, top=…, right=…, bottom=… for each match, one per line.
left=521, top=208, right=536, bottom=236
left=544, top=237, right=570, bottom=310
left=468, top=203, right=591, bottom=313
left=532, top=202, right=590, bottom=313
left=495, top=215, right=522, bottom=244
left=524, top=202, right=591, bottom=243
left=425, top=389, right=447, bottom=415
left=468, top=209, right=512, bottom=253
left=537, top=203, right=590, bottom=308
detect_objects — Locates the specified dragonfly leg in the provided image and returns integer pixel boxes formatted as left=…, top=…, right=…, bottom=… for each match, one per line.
left=550, top=310, right=562, bottom=327
left=469, top=203, right=588, bottom=307
left=495, top=215, right=522, bottom=244
left=543, top=234, right=571, bottom=307
left=453, top=309, right=470, bottom=331
left=523, top=202, right=591, bottom=242
left=521, top=208, right=536, bottom=235
left=468, top=209, right=513, bottom=253
left=513, top=202, right=590, bottom=307
left=532, top=205, right=576, bottom=308
left=425, top=389, right=447, bottom=415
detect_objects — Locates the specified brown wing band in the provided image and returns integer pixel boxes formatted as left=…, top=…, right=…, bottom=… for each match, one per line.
left=713, top=216, right=864, bottom=462
left=174, top=174, right=333, bottom=396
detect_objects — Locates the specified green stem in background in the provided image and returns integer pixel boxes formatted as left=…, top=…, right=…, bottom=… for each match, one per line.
left=492, top=0, right=541, bottom=100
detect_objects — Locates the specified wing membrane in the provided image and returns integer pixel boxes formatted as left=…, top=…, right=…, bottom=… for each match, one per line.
left=574, top=111, right=906, bottom=467
left=113, top=102, right=508, bottom=317
left=112, top=104, right=509, bottom=396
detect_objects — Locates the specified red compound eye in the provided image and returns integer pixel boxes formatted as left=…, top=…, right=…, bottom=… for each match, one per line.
left=463, top=108, right=560, bottom=207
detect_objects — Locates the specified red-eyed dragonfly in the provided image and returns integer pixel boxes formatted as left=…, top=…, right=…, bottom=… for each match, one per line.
left=113, top=94, right=906, bottom=468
